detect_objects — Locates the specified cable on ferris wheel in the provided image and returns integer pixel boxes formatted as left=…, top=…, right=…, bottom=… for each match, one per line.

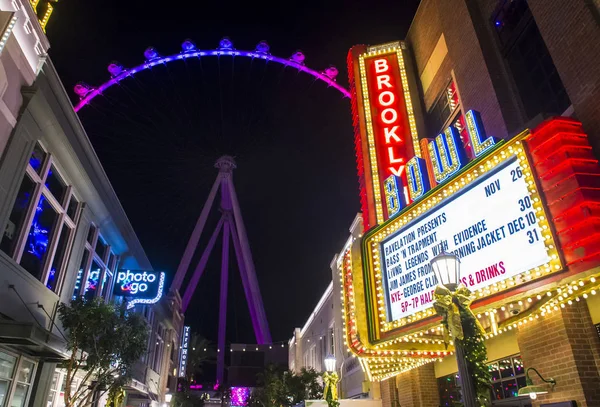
left=73, top=37, right=351, bottom=112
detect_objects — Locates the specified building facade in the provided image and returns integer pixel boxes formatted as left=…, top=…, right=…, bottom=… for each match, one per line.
left=340, top=1, right=600, bottom=407
left=290, top=215, right=375, bottom=400
left=127, top=294, right=184, bottom=407
left=0, top=3, right=183, bottom=407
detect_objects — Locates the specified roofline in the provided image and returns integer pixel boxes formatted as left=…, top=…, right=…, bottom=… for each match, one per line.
left=300, top=281, right=333, bottom=337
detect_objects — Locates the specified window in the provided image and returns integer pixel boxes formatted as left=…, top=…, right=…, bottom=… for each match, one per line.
left=46, top=372, right=59, bottom=407
left=152, top=325, right=165, bottom=373
left=492, top=0, right=570, bottom=120
left=438, top=354, right=529, bottom=406
left=426, top=81, right=474, bottom=159
left=328, top=327, right=335, bottom=355
left=427, top=81, right=460, bottom=138
left=73, top=225, right=117, bottom=301
left=489, top=355, right=526, bottom=401
left=0, top=143, right=81, bottom=294
left=0, top=351, right=36, bottom=407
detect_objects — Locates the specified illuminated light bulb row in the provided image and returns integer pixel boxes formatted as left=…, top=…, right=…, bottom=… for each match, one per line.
left=393, top=49, right=421, bottom=158
left=483, top=276, right=600, bottom=340
left=367, top=135, right=561, bottom=333
left=373, top=273, right=599, bottom=349
left=40, top=2, right=54, bottom=32
left=0, top=15, right=17, bottom=56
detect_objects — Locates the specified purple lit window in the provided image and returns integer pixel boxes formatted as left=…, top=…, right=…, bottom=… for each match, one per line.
left=20, top=196, right=58, bottom=280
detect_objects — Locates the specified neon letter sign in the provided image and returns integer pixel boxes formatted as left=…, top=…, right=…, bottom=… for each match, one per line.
left=428, top=126, right=468, bottom=183
left=113, top=270, right=166, bottom=309
left=383, top=110, right=498, bottom=218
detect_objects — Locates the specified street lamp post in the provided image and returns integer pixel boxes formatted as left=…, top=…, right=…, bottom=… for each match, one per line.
left=323, top=355, right=339, bottom=406
left=430, top=251, right=479, bottom=407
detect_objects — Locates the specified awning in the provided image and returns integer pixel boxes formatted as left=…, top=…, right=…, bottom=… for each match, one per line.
left=0, top=321, right=68, bottom=362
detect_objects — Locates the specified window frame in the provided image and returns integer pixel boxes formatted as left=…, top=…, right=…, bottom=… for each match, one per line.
left=75, top=225, right=118, bottom=301
left=0, top=347, right=37, bottom=407
left=2, top=142, right=82, bottom=294
left=437, top=353, right=529, bottom=406
left=427, top=79, right=462, bottom=138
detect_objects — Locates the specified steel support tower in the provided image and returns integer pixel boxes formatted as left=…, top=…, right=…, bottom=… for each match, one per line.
left=170, top=156, right=271, bottom=384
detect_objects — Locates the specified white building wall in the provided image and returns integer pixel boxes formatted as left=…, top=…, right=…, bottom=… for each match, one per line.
left=289, top=214, right=375, bottom=400
left=0, top=0, right=49, bottom=156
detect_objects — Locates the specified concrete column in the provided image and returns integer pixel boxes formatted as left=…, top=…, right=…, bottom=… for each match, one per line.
left=517, top=300, right=600, bottom=406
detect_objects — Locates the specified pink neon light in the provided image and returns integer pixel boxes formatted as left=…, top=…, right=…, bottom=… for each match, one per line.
left=230, top=387, right=251, bottom=407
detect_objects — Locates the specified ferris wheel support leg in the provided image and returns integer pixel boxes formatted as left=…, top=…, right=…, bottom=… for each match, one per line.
left=226, top=180, right=272, bottom=344
left=181, top=216, right=225, bottom=312
left=171, top=173, right=223, bottom=293
left=229, top=220, right=263, bottom=344
left=216, top=218, right=231, bottom=385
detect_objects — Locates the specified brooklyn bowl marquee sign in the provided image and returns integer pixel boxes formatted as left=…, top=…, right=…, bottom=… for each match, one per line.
left=342, top=41, right=600, bottom=381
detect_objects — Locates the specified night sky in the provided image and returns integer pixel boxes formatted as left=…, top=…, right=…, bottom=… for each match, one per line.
left=46, top=0, right=420, bottom=347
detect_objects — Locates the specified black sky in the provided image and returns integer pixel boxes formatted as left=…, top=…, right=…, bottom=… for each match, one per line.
left=46, top=0, right=420, bottom=347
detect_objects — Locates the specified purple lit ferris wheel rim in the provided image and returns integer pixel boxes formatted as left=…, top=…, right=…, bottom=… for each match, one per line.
left=73, top=46, right=351, bottom=112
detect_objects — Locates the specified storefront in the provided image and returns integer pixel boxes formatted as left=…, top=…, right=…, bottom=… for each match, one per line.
left=339, top=41, right=600, bottom=407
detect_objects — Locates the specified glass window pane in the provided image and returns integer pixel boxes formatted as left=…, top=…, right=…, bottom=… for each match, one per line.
left=72, top=249, right=90, bottom=299
left=46, top=389, right=55, bottom=407
left=101, top=271, right=112, bottom=299
left=20, top=195, right=59, bottom=280
left=492, top=381, right=504, bottom=400
left=66, top=196, right=79, bottom=220
left=0, top=379, right=9, bottom=407
left=50, top=372, right=58, bottom=390
left=47, top=224, right=72, bottom=292
left=499, top=358, right=514, bottom=379
left=95, top=237, right=108, bottom=262
left=86, top=225, right=96, bottom=244
left=489, top=362, right=500, bottom=381
left=108, top=252, right=116, bottom=271
left=10, top=383, right=30, bottom=407
left=29, top=143, right=46, bottom=175
left=0, top=353, right=16, bottom=380
left=84, top=260, right=102, bottom=300
left=16, top=361, right=34, bottom=383
left=44, top=166, right=66, bottom=204
left=517, top=376, right=527, bottom=391
left=1, top=175, right=36, bottom=257
left=503, top=379, right=519, bottom=398
left=512, top=355, right=524, bottom=376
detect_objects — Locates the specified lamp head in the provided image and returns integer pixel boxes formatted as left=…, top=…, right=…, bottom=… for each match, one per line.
left=324, top=355, right=336, bottom=372
left=518, top=368, right=556, bottom=399
left=429, top=250, right=460, bottom=290
left=517, top=383, right=549, bottom=399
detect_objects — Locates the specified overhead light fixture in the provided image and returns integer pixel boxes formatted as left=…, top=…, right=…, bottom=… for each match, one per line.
left=517, top=367, right=556, bottom=399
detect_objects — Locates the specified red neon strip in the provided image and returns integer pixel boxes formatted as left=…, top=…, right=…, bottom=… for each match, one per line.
left=546, top=186, right=600, bottom=207
left=528, top=132, right=587, bottom=154
left=553, top=201, right=600, bottom=222
left=537, top=157, right=599, bottom=180
left=541, top=172, right=600, bottom=193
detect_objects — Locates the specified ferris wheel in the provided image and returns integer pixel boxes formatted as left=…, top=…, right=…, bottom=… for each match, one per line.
left=72, top=37, right=357, bottom=383
left=73, top=37, right=350, bottom=111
